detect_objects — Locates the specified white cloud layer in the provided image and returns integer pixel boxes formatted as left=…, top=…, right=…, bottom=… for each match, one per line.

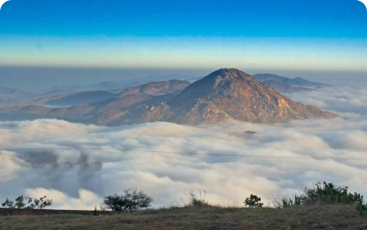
left=0, top=84, right=367, bottom=209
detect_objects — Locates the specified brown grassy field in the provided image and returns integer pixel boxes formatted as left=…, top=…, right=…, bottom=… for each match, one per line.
left=1, top=205, right=367, bottom=230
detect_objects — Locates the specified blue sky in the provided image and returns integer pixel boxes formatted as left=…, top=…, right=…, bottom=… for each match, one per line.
left=0, top=0, right=367, bottom=71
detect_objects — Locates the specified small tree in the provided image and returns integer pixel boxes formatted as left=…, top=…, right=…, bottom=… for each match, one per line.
left=244, top=194, right=263, bottom=208
left=37, top=196, right=53, bottom=209
left=15, top=195, right=26, bottom=209
left=104, top=189, right=153, bottom=212
left=2, top=198, right=14, bottom=209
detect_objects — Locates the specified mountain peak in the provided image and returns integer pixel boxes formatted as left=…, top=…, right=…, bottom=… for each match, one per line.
left=215, top=68, right=242, bottom=74
left=207, top=68, right=253, bottom=81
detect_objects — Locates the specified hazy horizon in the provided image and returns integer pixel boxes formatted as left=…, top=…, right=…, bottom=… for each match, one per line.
left=1, top=66, right=367, bottom=92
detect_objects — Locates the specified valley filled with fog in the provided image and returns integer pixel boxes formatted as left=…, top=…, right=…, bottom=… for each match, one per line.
left=1, top=80, right=367, bottom=210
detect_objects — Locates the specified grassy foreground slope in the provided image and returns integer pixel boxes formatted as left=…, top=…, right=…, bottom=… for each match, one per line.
left=1, top=205, right=367, bottom=230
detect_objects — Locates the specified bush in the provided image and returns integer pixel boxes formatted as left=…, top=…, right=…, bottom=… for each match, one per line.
left=104, top=189, right=153, bottom=212
left=273, top=195, right=302, bottom=208
left=188, top=190, right=210, bottom=207
left=2, top=195, right=53, bottom=209
left=357, top=203, right=367, bottom=216
left=301, top=182, right=363, bottom=205
left=274, top=182, right=367, bottom=217
left=244, top=194, right=263, bottom=208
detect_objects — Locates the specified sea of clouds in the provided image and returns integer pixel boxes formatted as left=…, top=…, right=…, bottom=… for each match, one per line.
left=0, top=84, right=367, bottom=210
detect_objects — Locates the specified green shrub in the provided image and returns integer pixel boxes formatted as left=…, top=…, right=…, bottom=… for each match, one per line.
left=104, top=189, right=153, bottom=212
left=275, top=182, right=367, bottom=217
left=301, top=182, right=363, bottom=205
left=244, top=194, right=263, bottom=208
left=275, top=195, right=302, bottom=208
left=357, top=203, right=367, bottom=217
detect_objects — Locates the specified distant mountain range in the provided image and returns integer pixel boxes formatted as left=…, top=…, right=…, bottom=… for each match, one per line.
left=261, top=80, right=312, bottom=94
left=118, top=80, right=190, bottom=97
left=0, top=87, right=74, bottom=108
left=46, top=90, right=118, bottom=107
left=0, top=69, right=337, bottom=125
left=46, top=80, right=190, bottom=107
left=0, top=87, right=38, bottom=100
left=45, top=74, right=192, bottom=93
left=0, top=72, right=321, bottom=108
left=253, top=74, right=328, bottom=88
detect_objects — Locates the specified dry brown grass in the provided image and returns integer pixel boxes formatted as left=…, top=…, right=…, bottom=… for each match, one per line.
left=1, top=205, right=367, bottom=230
